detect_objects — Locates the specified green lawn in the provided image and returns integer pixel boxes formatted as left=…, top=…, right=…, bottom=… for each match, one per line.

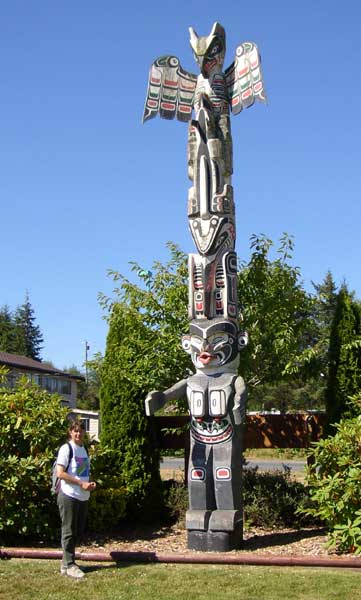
left=244, top=448, right=307, bottom=460
left=1, top=559, right=361, bottom=600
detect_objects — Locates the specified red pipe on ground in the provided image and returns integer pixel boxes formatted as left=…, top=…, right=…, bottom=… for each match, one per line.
left=1, top=547, right=361, bottom=569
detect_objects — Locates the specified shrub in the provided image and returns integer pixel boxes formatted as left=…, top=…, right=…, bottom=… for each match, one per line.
left=163, top=480, right=188, bottom=526
left=0, top=376, right=69, bottom=541
left=243, top=466, right=314, bottom=528
left=87, top=443, right=128, bottom=531
left=0, top=374, right=130, bottom=541
left=303, top=415, right=361, bottom=553
left=162, top=467, right=314, bottom=530
left=88, top=488, right=127, bottom=532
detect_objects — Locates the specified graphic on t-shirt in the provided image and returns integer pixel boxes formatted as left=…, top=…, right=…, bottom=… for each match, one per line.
left=75, top=456, right=90, bottom=478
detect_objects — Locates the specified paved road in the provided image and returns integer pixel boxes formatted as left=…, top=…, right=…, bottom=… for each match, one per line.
left=160, top=456, right=306, bottom=473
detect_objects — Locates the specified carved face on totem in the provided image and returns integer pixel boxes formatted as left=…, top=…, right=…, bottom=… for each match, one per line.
left=189, top=22, right=226, bottom=78
left=182, top=318, right=246, bottom=370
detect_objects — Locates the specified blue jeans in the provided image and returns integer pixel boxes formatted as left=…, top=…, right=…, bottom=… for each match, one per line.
left=57, top=490, right=88, bottom=567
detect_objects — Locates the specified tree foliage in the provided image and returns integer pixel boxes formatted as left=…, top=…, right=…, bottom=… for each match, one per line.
left=0, top=372, right=69, bottom=540
left=0, top=370, right=127, bottom=540
left=238, top=233, right=316, bottom=389
left=312, top=271, right=339, bottom=351
left=99, top=236, right=333, bottom=419
left=13, top=293, right=44, bottom=360
left=98, top=236, right=325, bottom=520
left=325, top=288, right=361, bottom=430
left=0, top=293, right=43, bottom=360
left=304, top=409, right=361, bottom=554
left=0, top=306, right=17, bottom=353
left=99, top=244, right=191, bottom=518
left=64, top=358, right=101, bottom=410
left=99, top=243, right=190, bottom=404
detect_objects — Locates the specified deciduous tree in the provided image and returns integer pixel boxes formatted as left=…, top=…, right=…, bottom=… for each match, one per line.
left=238, top=234, right=316, bottom=391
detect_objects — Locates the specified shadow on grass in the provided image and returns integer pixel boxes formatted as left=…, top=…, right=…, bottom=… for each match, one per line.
left=81, top=563, right=130, bottom=573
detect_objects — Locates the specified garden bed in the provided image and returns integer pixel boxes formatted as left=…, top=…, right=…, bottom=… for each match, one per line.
left=10, top=523, right=329, bottom=558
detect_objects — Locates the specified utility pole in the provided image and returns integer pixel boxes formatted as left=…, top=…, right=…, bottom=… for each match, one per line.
left=84, top=340, right=89, bottom=386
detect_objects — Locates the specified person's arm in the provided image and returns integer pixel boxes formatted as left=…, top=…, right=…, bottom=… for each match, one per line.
left=56, top=464, right=96, bottom=491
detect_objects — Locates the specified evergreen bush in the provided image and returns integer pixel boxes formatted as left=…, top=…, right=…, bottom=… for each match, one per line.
left=87, top=443, right=128, bottom=530
left=88, top=488, right=127, bottom=532
left=325, top=289, right=361, bottom=431
left=100, top=302, right=164, bottom=521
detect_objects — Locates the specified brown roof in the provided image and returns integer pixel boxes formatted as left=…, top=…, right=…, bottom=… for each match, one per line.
left=0, top=352, right=84, bottom=380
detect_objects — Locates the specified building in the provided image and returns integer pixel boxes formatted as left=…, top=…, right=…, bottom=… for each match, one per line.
left=0, top=351, right=84, bottom=409
left=0, top=351, right=101, bottom=439
left=70, top=408, right=100, bottom=441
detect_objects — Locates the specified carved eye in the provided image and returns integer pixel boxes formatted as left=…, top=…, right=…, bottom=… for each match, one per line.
left=210, top=334, right=228, bottom=346
left=190, top=335, right=202, bottom=351
left=209, top=43, right=221, bottom=57
left=182, top=336, right=191, bottom=351
left=170, top=57, right=179, bottom=67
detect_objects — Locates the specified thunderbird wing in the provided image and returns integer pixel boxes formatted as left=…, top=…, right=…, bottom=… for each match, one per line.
left=225, top=42, right=266, bottom=115
left=143, top=56, right=198, bottom=123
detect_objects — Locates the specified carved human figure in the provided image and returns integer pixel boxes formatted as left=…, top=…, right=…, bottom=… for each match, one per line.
left=145, top=318, right=248, bottom=550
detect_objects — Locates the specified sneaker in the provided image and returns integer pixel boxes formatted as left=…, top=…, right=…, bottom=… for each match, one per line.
left=60, top=564, right=67, bottom=575
left=65, top=564, right=85, bottom=579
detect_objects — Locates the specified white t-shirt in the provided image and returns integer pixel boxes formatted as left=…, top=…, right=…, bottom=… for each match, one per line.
left=56, top=440, right=90, bottom=501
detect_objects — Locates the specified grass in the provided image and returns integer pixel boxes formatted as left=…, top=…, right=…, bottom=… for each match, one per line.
left=1, top=559, right=361, bottom=600
left=161, top=449, right=308, bottom=460
left=244, top=448, right=307, bottom=460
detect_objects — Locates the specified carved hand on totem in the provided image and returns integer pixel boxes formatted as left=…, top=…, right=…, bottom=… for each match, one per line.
left=232, top=376, right=247, bottom=425
left=145, top=390, right=166, bottom=416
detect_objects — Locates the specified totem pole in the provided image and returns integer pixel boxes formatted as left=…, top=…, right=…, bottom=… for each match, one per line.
left=143, top=22, right=266, bottom=552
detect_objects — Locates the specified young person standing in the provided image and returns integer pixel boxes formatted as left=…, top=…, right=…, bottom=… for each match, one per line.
left=56, top=420, right=96, bottom=579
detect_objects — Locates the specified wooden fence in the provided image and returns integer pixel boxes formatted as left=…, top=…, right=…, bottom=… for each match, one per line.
left=149, top=413, right=326, bottom=479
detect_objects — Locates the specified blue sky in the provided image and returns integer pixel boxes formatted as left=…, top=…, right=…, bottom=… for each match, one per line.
left=1, top=1, right=361, bottom=371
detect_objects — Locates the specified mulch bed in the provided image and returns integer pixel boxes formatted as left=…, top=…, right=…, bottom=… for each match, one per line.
left=0, top=524, right=338, bottom=558
left=74, top=523, right=331, bottom=557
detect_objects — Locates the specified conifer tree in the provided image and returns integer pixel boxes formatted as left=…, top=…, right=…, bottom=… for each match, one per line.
left=100, top=302, right=164, bottom=520
left=13, top=293, right=44, bottom=360
left=313, top=271, right=338, bottom=340
left=0, top=305, right=17, bottom=353
left=325, top=288, right=361, bottom=430
left=303, top=270, right=339, bottom=382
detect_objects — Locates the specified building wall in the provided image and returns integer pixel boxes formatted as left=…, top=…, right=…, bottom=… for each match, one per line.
left=4, top=368, right=79, bottom=408
left=70, top=409, right=100, bottom=441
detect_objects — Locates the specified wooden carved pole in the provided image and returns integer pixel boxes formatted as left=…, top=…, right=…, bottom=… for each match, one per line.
left=143, top=22, right=266, bottom=552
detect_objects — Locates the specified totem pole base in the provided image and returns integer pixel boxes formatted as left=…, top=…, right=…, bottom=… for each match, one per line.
left=187, top=523, right=243, bottom=553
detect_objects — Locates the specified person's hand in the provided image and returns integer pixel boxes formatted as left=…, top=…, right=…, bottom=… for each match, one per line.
left=81, top=481, right=96, bottom=491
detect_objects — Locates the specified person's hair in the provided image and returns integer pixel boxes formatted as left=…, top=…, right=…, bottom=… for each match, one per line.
left=67, top=419, right=85, bottom=436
